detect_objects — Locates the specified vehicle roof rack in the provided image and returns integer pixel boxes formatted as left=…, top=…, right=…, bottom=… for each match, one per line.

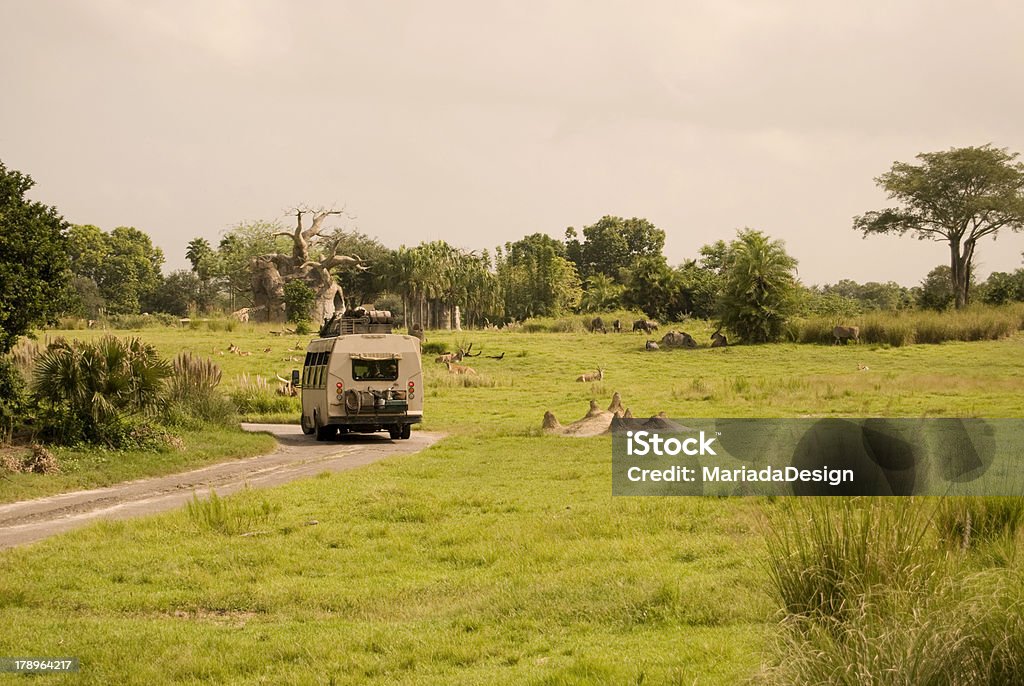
left=319, top=309, right=394, bottom=337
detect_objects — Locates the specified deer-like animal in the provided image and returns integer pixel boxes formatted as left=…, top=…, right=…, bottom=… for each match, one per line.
left=576, top=367, right=604, bottom=382
left=833, top=325, right=860, bottom=345
left=445, top=361, right=477, bottom=375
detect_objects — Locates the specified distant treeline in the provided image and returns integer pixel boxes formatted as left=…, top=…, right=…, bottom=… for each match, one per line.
left=59, top=218, right=1024, bottom=335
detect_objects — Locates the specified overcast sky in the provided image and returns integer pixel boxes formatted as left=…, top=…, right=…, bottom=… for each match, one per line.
left=3, top=1, right=1023, bottom=286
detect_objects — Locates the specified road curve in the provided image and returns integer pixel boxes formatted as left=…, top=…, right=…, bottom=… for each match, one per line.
left=0, top=424, right=443, bottom=550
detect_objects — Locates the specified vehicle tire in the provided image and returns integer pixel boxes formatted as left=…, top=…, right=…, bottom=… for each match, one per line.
left=300, top=413, right=315, bottom=435
left=401, top=423, right=411, bottom=440
left=388, top=425, right=401, bottom=440
left=314, top=413, right=336, bottom=441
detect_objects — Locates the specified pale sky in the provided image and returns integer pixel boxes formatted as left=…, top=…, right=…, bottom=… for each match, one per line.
left=3, top=1, right=1023, bottom=286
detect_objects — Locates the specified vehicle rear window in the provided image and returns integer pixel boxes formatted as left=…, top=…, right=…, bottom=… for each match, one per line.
left=352, top=358, right=399, bottom=381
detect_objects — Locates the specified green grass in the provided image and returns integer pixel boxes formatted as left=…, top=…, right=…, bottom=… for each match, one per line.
left=2, top=325, right=1024, bottom=683
left=0, top=427, right=275, bottom=504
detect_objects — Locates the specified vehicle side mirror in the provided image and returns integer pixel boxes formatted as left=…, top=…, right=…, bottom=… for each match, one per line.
left=291, top=369, right=300, bottom=388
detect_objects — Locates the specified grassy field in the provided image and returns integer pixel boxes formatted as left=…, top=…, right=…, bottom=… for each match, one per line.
left=0, top=428, right=275, bottom=504
left=2, top=324, right=1023, bottom=683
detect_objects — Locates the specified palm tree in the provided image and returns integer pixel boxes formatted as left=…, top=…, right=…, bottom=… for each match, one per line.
left=718, top=230, right=799, bottom=343
left=33, top=336, right=171, bottom=445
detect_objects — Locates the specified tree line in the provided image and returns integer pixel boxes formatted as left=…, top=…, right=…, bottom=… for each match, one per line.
left=4, top=143, right=1024, bottom=352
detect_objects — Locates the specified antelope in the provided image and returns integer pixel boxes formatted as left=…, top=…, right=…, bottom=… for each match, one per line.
left=435, top=352, right=456, bottom=364
left=275, top=374, right=298, bottom=397
left=445, top=361, right=477, bottom=375
left=576, top=367, right=604, bottom=382
left=833, top=325, right=860, bottom=345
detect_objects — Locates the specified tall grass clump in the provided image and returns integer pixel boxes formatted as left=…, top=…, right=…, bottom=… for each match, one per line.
left=790, top=304, right=1024, bottom=347
left=762, top=497, right=1024, bottom=685
left=185, top=489, right=281, bottom=536
left=163, top=352, right=236, bottom=428
left=763, top=498, right=937, bottom=626
left=787, top=316, right=835, bottom=344
left=229, top=373, right=297, bottom=415
left=858, top=312, right=916, bottom=347
left=935, top=496, right=1024, bottom=550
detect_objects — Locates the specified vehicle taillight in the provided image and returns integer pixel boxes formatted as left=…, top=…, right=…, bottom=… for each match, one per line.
left=408, top=380, right=415, bottom=399
left=336, top=382, right=344, bottom=391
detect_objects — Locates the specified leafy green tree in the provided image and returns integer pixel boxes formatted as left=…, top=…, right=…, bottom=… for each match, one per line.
left=918, top=265, right=957, bottom=311
left=980, top=269, right=1024, bottom=305
left=565, top=216, right=665, bottom=282
left=65, top=224, right=165, bottom=315
left=107, top=227, right=165, bottom=314
left=819, top=279, right=913, bottom=311
left=283, top=279, right=316, bottom=323
left=148, top=270, right=205, bottom=316
left=0, top=160, right=69, bottom=353
left=329, top=230, right=390, bottom=307
left=62, top=275, right=106, bottom=319
left=214, top=220, right=289, bottom=310
left=497, top=235, right=581, bottom=320
left=718, top=230, right=799, bottom=343
left=677, top=262, right=721, bottom=319
left=854, top=145, right=1024, bottom=309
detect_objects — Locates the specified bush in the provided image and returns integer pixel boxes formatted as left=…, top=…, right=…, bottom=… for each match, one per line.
left=31, top=336, right=171, bottom=447
left=421, top=341, right=448, bottom=355
left=0, top=358, right=27, bottom=444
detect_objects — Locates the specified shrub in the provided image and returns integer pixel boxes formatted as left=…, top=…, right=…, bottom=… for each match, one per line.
left=31, top=336, right=171, bottom=447
left=283, top=279, right=315, bottom=324
left=420, top=341, right=448, bottom=355
left=0, top=358, right=27, bottom=444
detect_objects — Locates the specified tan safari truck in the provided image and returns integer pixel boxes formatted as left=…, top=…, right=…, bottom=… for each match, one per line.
left=292, top=311, right=423, bottom=441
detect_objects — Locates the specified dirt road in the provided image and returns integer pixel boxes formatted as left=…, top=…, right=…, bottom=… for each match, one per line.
left=0, top=424, right=443, bottom=549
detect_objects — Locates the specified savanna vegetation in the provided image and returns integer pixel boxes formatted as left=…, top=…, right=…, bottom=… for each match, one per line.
left=3, top=146, right=1024, bottom=684
left=1, top=324, right=1024, bottom=684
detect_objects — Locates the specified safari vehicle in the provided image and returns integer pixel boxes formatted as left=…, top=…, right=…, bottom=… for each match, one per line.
left=292, top=310, right=423, bottom=441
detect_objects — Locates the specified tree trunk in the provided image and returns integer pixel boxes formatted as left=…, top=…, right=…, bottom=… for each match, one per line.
left=950, top=239, right=977, bottom=309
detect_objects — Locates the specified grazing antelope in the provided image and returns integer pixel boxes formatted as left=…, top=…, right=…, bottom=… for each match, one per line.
left=228, top=343, right=240, bottom=354
left=445, top=361, right=477, bottom=375
left=263, top=347, right=272, bottom=353
left=435, top=352, right=456, bottom=364
left=833, top=325, right=860, bottom=345
left=576, top=367, right=604, bottom=382
left=857, top=363, right=870, bottom=371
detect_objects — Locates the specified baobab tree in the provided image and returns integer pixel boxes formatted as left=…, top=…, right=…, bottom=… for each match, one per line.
left=250, top=206, right=367, bottom=323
